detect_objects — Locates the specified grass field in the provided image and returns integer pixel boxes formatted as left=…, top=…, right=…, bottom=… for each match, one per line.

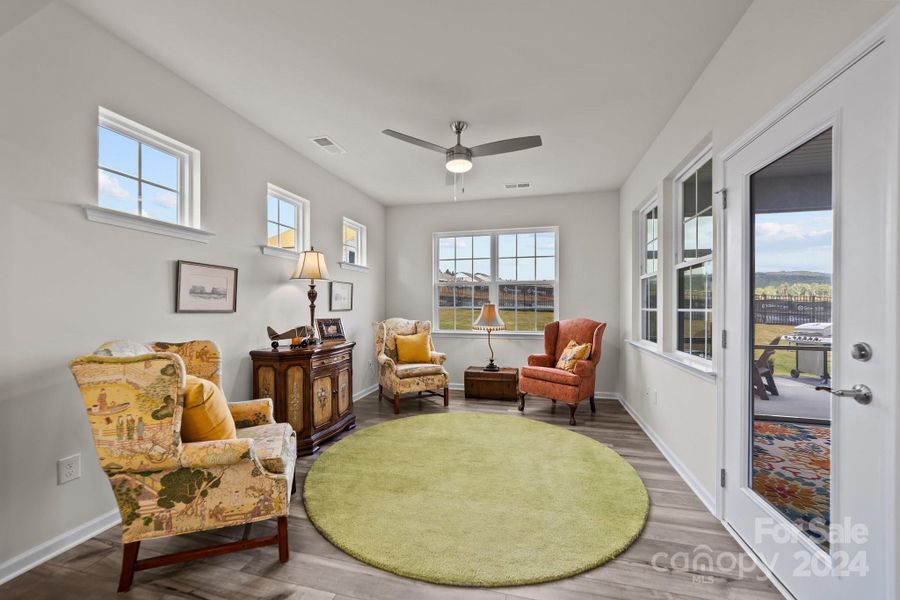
left=439, top=308, right=554, bottom=332
left=754, top=323, right=831, bottom=377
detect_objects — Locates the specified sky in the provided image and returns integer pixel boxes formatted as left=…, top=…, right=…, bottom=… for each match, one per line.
left=754, top=210, right=832, bottom=273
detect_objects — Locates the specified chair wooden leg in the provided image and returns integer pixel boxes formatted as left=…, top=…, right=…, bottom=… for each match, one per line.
left=568, top=403, right=577, bottom=426
left=589, top=397, right=596, bottom=413
left=277, top=516, right=289, bottom=563
left=378, top=384, right=383, bottom=400
left=443, top=387, right=449, bottom=407
left=518, top=392, right=526, bottom=411
left=552, top=399, right=556, bottom=404
left=117, top=541, right=140, bottom=592
left=394, top=392, right=401, bottom=414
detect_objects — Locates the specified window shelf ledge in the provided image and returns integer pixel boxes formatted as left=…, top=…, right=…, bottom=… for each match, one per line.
left=83, top=205, right=214, bottom=243
left=626, top=339, right=716, bottom=383
left=261, top=245, right=301, bottom=261
left=433, top=330, right=544, bottom=339
left=338, top=261, right=370, bottom=272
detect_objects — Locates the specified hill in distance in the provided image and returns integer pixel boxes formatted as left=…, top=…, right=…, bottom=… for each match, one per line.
left=755, top=271, right=831, bottom=287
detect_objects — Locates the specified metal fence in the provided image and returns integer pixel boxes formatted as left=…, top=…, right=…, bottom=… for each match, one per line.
left=753, top=295, right=831, bottom=325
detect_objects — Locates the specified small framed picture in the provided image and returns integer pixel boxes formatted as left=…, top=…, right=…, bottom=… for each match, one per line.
left=330, top=281, right=353, bottom=311
left=176, top=261, right=238, bottom=313
left=316, top=318, right=345, bottom=341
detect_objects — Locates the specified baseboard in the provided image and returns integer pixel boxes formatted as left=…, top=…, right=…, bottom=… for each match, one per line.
left=617, top=397, right=717, bottom=513
left=0, top=508, right=121, bottom=586
left=353, top=383, right=379, bottom=402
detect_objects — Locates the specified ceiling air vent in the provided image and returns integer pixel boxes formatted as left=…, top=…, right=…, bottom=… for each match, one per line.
left=504, top=181, right=532, bottom=191
left=310, top=136, right=347, bottom=155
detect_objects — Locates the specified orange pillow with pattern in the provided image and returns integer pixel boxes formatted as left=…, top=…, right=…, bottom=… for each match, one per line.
left=555, top=340, right=592, bottom=372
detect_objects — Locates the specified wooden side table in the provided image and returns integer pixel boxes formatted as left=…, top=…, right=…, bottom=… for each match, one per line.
left=250, top=340, right=356, bottom=455
left=464, top=366, right=519, bottom=400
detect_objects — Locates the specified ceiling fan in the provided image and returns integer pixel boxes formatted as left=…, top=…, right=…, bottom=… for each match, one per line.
left=382, top=121, right=542, bottom=175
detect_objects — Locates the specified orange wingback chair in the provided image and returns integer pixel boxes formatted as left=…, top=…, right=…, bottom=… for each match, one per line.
left=518, top=318, right=607, bottom=425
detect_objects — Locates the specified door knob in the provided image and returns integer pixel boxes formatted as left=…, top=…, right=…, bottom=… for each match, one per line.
left=815, top=384, right=872, bottom=405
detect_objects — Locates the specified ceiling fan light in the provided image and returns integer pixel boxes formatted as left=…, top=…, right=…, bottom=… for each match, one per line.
left=446, top=157, right=473, bottom=173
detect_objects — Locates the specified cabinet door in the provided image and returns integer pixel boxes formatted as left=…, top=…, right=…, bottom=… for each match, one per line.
left=285, top=365, right=304, bottom=432
left=312, top=375, right=333, bottom=428
left=256, top=366, right=276, bottom=400
left=337, top=368, right=351, bottom=416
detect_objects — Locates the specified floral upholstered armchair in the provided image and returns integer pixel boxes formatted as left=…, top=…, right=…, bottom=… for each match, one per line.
left=69, top=340, right=295, bottom=592
left=375, top=318, right=449, bottom=414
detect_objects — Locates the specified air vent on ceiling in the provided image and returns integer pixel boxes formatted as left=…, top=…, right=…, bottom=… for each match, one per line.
left=504, top=181, right=532, bottom=190
left=310, top=136, right=347, bottom=155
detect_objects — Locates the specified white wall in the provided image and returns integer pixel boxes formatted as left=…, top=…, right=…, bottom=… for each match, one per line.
left=0, top=3, right=385, bottom=567
left=618, top=0, right=895, bottom=500
left=385, top=191, right=620, bottom=391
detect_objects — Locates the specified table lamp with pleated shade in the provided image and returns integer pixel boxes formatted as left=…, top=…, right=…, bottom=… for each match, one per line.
left=473, top=303, right=505, bottom=371
left=290, top=247, right=330, bottom=343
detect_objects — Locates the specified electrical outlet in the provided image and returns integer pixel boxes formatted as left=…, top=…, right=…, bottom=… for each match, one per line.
left=58, top=454, right=81, bottom=485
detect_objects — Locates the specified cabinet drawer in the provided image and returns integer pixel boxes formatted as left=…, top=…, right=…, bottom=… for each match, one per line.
left=312, top=351, right=351, bottom=370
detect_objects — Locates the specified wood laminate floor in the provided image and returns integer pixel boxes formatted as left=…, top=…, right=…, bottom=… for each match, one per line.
left=1, top=392, right=783, bottom=600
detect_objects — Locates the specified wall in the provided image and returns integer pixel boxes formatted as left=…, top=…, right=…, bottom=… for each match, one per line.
left=618, top=0, right=896, bottom=501
left=0, top=3, right=385, bottom=569
left=385, top=191, right=619, bottom=391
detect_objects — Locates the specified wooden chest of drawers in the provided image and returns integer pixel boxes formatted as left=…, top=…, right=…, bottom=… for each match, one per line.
left=250, top=341, right=356, bottom=455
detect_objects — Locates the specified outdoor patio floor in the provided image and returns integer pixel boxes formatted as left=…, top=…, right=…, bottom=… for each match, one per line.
left=753, top=376, right=830, bottom=422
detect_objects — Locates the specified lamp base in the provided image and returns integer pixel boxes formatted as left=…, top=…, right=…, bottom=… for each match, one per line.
left=483, top=359, right=500, bottom=372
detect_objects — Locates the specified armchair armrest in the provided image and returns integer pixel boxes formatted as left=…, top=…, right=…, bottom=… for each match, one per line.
left=229, top=398, right=275, bottom=427
left=376, top=352, right=396, bottom=371
left=527, top=354, right=554, bottom=367
left=574, top=360, right=595, bottom=378
left=430, top=351, right=447, bottom=365
left=180, top=438, right=255, bottom=468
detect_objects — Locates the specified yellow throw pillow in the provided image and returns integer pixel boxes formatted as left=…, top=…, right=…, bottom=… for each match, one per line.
left=556, top=340, right=592, bottom=372
left=395, top=331, right=432, bottom=364
left=181, top=375, right=237, bottom=442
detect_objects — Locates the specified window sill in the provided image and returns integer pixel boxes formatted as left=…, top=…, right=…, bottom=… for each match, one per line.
left=338, top=261, right=370, bottom=272
left=433, top=330, right=544, bottom=339
left=83, top=205, right=214, bottom=243
left=260, top=245, right=301, bottom=261
left=626, top=339, right=716, bottom=383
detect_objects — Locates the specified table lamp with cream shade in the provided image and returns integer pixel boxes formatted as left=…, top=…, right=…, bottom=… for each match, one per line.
left=473, top=303, right=505, bottom=371
left=291, top=246, right=329, bottom=344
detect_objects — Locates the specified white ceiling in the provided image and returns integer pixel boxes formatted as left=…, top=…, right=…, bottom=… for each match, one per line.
left=67, top=0, right=751, bottom=205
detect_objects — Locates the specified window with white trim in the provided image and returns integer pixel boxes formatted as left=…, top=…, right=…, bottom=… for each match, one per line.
left=342, top=218, right=367, bottom=266
left=435, top=228, right=558, bottom=332
left=675, top=156, right=713, bottom=359
left=266, top=184, right=309, bottom=251
left=97, top=108, right=199, bottom=227
left=639, top=203, right=659, bottom=343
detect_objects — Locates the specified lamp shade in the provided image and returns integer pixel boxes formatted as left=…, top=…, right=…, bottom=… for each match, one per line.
left=473, top=303, right=505, bottom=331
left=290, top=246, right=330, bottom=281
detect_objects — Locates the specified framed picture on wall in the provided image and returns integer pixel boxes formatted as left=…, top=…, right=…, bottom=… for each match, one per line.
left=316, top=318, right=345, bottom=341
left=330, top=281, right=353, bottom=311
left=176, top=261, right=238, bottom=313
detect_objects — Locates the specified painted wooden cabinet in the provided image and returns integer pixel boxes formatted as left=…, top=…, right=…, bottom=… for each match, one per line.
left=250, top=341, right=355, bottom=455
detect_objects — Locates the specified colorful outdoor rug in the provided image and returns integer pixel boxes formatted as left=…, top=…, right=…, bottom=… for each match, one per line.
left=752, top=420, right=830, bottom=544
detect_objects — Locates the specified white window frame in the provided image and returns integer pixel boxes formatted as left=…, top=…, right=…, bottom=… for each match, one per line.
left=638, top=200, right=660, bottom=346
left=261, top=183, right=310, bottom=260
left=432, top=226, right=559, bottom=335
left=672, top=149, right=714, bottom=362
left=340, top=217, right=368, bottom=270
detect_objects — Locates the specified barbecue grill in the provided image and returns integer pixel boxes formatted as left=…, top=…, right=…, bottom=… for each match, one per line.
left=782, top=322, right=831, bottom=381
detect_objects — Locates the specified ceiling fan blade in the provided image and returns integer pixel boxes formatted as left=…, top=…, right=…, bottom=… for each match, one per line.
left=470, top=135, right=542, bottom=157
left=382, top=129, right=446, bottom=153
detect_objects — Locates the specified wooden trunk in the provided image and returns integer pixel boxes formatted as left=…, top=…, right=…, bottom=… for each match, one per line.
left=250, top=341, right=356, bottom=455
left=464, top=366, right=519, bottom=400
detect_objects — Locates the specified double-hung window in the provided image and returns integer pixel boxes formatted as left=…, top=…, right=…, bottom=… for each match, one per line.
left=674, top=156, right=714, bottom=360
left=266, top=184, right=309, bottom=252
left=639, top=203, right=659, bottom=343
left=435, top=228, right=558, bottom=332
left=97, top=107, right=199, bottom=227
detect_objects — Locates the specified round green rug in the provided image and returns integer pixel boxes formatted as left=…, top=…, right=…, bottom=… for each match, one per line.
left=303, top=413, right=649, bottom=587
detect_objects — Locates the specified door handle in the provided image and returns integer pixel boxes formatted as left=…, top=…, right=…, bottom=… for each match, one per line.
left=815, top=384, right=872, bottom=405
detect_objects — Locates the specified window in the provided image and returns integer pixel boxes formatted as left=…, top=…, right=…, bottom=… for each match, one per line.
left=435, top=228, right=557, bottom=332
left=342, top=218, right=367, bottom=266
left=266, top=188, right=306, bottom=251
left=96, top=107, right=199, bottom=227
left=639, top=203, right=659, bottom=343
left=675, top=157, right=713, bottom=359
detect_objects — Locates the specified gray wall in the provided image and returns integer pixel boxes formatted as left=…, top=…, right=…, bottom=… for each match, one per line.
left=385, top=191, right=620, bottom=391
left=0, top=3, right=385, bottom=565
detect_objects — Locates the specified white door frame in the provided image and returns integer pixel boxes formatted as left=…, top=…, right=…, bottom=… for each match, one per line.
left=714, top=7, right=900, bottom=598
